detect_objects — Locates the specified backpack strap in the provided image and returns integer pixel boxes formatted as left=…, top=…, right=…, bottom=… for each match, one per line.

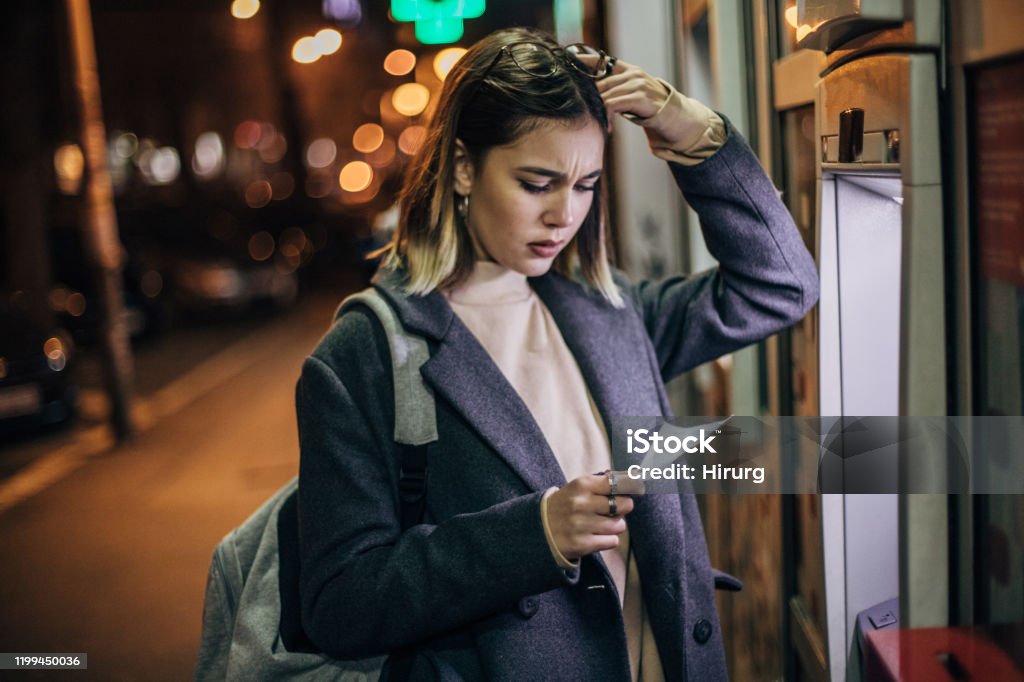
left=337, top=288, right=436, bottom=530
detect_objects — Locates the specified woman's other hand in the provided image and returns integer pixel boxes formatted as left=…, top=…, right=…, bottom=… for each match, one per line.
left=546, top=473, right=635, bottom=560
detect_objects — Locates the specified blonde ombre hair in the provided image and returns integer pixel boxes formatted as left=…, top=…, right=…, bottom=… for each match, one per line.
left=377, top=27, right=623, bottom=307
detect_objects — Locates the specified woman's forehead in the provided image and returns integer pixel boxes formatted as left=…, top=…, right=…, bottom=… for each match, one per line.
left=488, top=118, right=605, bottom=171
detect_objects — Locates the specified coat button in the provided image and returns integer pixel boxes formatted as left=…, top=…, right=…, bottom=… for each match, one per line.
left=693, top=619, right=713, bottom=644
left=517, top=597, right=539, bottom=619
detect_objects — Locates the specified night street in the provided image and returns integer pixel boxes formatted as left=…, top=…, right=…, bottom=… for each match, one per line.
left=1, top=0, right=1022, bottom=678
left=0, top=290, right=345, bottom=680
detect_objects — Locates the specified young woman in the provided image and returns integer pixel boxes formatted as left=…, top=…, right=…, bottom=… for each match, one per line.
left=296, top=27, right=818, bottom=681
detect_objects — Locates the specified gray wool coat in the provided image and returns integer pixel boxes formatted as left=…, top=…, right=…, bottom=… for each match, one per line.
left=295, top=121, right=819, bottom=681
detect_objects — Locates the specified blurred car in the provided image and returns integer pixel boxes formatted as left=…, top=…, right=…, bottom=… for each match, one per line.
left=0, top=306, right=77, bottom=435
left=118, top=207, right=299, bottom=319
left=49, top=225, right=166, bottom=346
left=169, top=256, right=297, bottom=312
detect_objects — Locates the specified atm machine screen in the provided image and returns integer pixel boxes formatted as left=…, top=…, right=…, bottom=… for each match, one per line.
left=820, top=172, right=903, bottom=418
left=834, top=174, right=903, bottom=416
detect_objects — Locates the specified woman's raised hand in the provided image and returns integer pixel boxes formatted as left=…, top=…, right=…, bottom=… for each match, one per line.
left=594, top=58, right=670, bottom=122
left=546, top=473, right=635, bottom=561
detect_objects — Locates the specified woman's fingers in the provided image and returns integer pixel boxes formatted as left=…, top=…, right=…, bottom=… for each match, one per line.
left=606, top=494, right=635, bottom=516
left=600, top=56, right=633, bottom=80
left=546, top=474, right=640, bottom=559
left=593, top=61, right=669, bottom=121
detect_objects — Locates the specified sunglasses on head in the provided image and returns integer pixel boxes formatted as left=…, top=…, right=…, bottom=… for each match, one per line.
left=482, top=41, right=617, bottom=80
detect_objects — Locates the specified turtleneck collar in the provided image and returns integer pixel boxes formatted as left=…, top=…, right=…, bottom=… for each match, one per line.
left=445, top=261, right=533, bottom=306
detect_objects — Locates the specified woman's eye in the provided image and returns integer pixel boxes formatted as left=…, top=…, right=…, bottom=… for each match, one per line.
left=574, top=184, right=597, bottom=193
left=519, top=180, right=551, bottom=194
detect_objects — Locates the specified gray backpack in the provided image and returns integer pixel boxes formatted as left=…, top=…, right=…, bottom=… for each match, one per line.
left=194, top=288, right=436, bottom=681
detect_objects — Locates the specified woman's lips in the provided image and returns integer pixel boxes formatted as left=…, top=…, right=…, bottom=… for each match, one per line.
left=528, top=239, right=564, bottom=258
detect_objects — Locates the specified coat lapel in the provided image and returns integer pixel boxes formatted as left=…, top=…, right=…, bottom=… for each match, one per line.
left=530, top=273, right=665, bottom=471
left=374, top=268, right=567, bottom=493
left=421, top=318, right=569, bottom=492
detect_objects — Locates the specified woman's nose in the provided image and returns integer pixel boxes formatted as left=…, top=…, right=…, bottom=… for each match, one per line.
left=543, top=190, right=574, bottom=228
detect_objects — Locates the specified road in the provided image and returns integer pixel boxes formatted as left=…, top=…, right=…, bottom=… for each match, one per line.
left=0, top=289, right=348, bottom=680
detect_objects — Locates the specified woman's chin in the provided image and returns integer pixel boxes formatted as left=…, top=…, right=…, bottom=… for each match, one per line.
left=513, top=259, right=556, bottom=278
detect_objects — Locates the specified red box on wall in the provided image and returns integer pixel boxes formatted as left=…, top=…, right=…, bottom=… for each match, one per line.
left=864, top=626, right=1023, bottom=681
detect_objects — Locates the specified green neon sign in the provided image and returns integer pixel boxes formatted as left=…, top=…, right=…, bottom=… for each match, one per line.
left=391, top=0, right=485, bottom=44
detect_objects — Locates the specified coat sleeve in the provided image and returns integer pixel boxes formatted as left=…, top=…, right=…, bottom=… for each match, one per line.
left=623, top=117, right=819, bottom=382
left=296, top=306, right=578, bottom=660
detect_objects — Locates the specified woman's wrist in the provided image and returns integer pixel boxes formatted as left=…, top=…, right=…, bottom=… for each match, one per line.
left=637, top=80, right=727, bottom=163
left=540, top=487, right=581, bottom=569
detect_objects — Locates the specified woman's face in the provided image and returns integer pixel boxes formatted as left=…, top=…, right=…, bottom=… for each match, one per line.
left=455, top=117, right=605, bottom=277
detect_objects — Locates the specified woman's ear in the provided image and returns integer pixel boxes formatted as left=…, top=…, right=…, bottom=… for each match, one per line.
left=453, top=138, right=474, bottom=196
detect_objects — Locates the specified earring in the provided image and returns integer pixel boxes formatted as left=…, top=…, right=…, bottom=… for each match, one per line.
left=457, top=193, right=470, bottom=219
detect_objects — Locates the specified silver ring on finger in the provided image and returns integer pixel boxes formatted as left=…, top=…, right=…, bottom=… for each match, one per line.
left=607, top=495, right=618, bottom=517
left=607, top=469, right=618, bottom=496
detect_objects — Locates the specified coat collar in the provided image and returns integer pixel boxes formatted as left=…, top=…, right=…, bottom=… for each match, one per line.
left=371, top=266, right=454, bottom=340
left=372, top=265, right=662, bottom=491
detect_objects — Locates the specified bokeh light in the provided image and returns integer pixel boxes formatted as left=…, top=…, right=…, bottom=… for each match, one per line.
left=248, top=231, right=275, bottom=261
left=54, top=144, right=84, bottom=195
left=392, top=83, right=430, bottom=117
left=279, top=226, right=308, bottom=255
left=292, top=37, right=321, bottom=64
left=398, top=125, right=427, bottom=156
left=258, top=133, right=287, bottom=164
left=139, top=146, right=181, bottom=185
left=339, top=161, right=373, bottom=192
left=244, top=180, right=273, bottom=208
left=192, top=132, right=225, bottom=179
left=306, top=138, right=337, bottom=168
left=66, top=292, right=86, bottom=317
left=278, top=228, right=307, bottom=270
left=785, top=5, right=799, bottom=28
left=796, top=24, right=812, bottom=41
left=48, top=287, right=69, bottom=313
left=231, top=0, right=260, bottom=19
left=314, top=29, right=342, bottom=55
left=383, top=49, right=416, bottom=76
left=323, top=0, right=362, bottom=23
left=352, top=123, right=384, bottom=153
left=365, top=137, right=396, bottom=168
left=113, top=132, right=138, bottom=159
left=234, top=120, right=262, bottom=149
left=433, top=47, right=467, bottom=80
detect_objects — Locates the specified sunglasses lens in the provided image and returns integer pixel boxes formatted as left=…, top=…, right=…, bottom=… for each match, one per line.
left=565, top=44, right=607, bottom=77
left=507, top=43, right=558, bottom=77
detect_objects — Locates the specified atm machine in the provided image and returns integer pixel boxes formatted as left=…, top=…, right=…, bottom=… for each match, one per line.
left=796, top=1, right=947, bottom=678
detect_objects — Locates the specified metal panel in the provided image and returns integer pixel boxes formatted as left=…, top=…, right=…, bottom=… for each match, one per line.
left=797, top=0, right=903, bottom=51
left=955, top=0, right=1024, bottom=65
left=774, top=49, right=827, bottom=110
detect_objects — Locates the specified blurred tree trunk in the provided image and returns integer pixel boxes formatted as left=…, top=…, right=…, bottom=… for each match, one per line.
left=65, top=0, right=135, bottom=439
